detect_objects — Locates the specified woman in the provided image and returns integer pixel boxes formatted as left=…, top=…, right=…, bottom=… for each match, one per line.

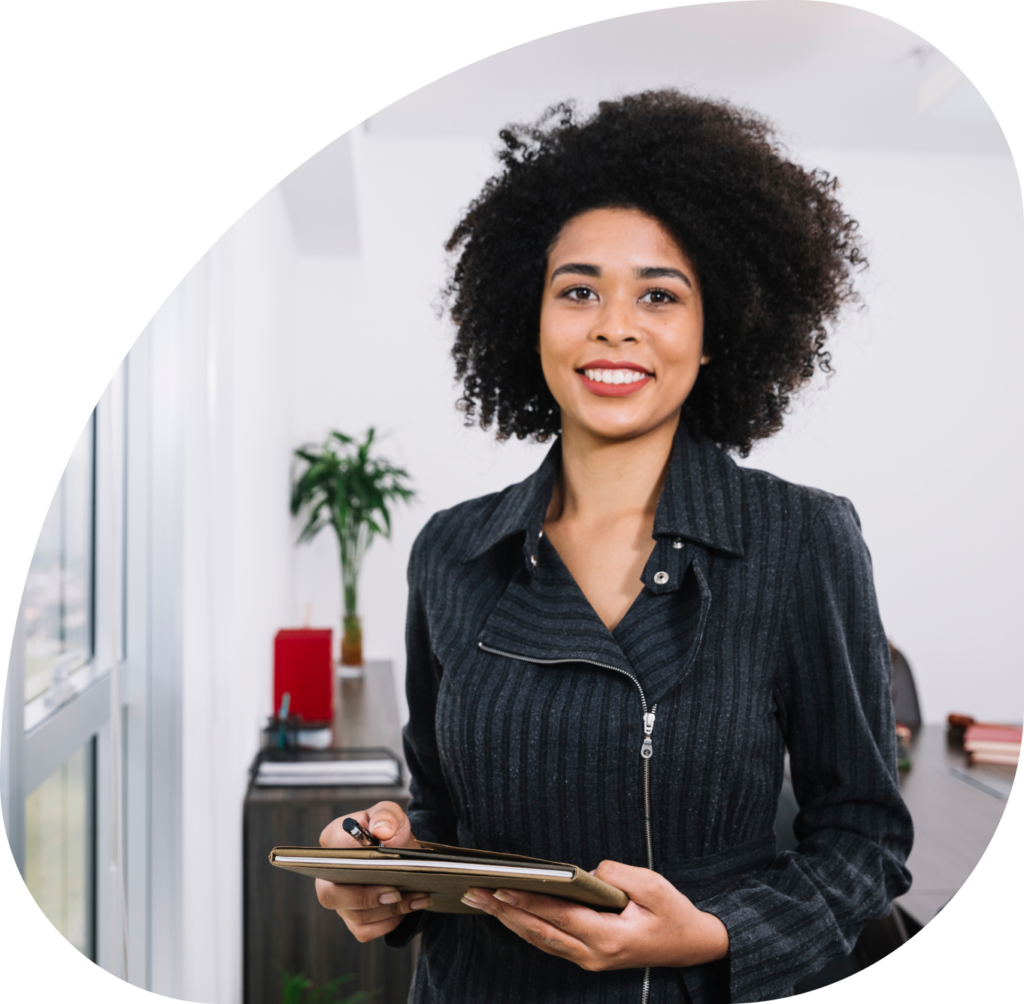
left=316, top=91, right=913, bottom=1003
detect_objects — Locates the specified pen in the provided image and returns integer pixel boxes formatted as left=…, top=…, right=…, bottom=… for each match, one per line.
left=342, top=817, right=381, bottom=847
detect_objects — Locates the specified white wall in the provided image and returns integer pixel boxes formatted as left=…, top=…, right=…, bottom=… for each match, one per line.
left=742, top=148, right=1024, bottom=724
left=290, top=132, right=546, bottom=722
left=146, top=186, right=298, bottom=1003
left=291, top=134, right=1024, bottom=727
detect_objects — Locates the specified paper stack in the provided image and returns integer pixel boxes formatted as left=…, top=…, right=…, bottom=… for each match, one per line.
left=963, top=724, right=1021, bottom=767
left=256, top=757, right=400, bottom=787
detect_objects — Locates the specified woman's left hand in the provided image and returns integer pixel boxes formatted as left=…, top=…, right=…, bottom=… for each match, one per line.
left=462, top=860, right=729, bottom=971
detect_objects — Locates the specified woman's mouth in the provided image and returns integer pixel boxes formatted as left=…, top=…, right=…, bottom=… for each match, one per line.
left=576, top=363, right=653, bottom=397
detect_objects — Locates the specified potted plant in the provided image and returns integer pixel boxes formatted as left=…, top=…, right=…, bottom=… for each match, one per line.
left=280, top=969, right=370, bottom=1004
left=290, top=429, right=414, bottom=670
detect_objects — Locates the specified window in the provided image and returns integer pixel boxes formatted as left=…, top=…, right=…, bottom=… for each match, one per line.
left=4, top=342, right=172, bottom=990
left=23, top=740, right=95, bottom=957
left=13, top=414, right=99, bottom=960
left=23, top=416, right=95, bottom=705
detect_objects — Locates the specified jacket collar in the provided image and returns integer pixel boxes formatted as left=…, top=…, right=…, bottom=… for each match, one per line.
left=463, top=424, right=745, bottom=570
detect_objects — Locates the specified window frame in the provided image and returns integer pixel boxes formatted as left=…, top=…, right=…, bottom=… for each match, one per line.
left=2, top=362, right=134, bottom=975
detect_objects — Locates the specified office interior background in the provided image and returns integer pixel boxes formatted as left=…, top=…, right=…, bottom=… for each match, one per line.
left=2, top=2, right=1022, bottom=1002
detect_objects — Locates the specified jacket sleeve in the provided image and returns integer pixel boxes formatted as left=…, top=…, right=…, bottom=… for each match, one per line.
left=385, top=515, right=460, bottom=948
left=691, top=496, right=913, bottom=1002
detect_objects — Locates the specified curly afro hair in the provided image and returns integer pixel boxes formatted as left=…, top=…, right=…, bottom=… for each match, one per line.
left=444, top=90, right=865, bottom=456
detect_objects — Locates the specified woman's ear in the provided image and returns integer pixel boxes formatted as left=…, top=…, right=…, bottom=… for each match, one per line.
left=700, top=353, right=712, bottom=365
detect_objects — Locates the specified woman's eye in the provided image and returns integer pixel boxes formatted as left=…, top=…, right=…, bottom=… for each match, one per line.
left=563, top=286, right=597, bottom=301
left=641, top=288, right=677, bottom=305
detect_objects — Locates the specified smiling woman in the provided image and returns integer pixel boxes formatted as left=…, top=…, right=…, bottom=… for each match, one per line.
left=539, top=209, right=706, bottom=439
left=446, top=90, right=862, bottom=454
left=536, top=208, right=710, bottom=632
left=314, top=90, right=912, bottom=1004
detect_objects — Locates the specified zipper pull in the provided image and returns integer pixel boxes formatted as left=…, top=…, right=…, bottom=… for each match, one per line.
left=641, top=711, right=656, bottom=759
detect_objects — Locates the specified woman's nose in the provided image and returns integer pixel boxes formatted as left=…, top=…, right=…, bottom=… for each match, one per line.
left=592, top=297, right=639, bottom=344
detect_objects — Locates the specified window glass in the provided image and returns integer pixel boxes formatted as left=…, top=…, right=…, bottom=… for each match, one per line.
left=23, top=740, right=94, bottom=957
left=23, top=415, right=95, bottom=704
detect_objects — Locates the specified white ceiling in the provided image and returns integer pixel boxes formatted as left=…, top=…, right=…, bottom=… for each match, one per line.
left=280, top=1, right=1011, bottom=255
left=366, top=1, right=1005, bottom=152
left=279, top=134, right=359, bottom=256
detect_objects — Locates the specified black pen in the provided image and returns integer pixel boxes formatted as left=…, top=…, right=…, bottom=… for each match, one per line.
left=342, top=817, right=381, bottom=847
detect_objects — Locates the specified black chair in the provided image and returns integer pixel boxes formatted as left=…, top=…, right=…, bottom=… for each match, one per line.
left=776, top=641, right=920, bottom=993
left=890, top=642, right=922, bottom=734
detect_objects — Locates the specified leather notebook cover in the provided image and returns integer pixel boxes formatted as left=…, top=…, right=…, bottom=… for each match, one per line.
left=269, top=841, right=629, bottom=914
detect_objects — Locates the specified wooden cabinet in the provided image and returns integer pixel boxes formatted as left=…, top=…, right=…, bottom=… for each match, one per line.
left=243, top=662, right=416, bottom=1004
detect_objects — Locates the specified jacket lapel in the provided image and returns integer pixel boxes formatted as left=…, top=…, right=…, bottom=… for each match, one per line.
left=469, top=426, right=743, bottom=683
left=477, top=547, right=632, bottom=669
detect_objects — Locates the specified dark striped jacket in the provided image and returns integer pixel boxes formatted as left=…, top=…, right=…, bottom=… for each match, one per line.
left=386, top=427, right=913, bottom=1003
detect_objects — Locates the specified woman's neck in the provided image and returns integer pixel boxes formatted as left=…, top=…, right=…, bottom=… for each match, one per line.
left=547, top=413, right=680, bottom=526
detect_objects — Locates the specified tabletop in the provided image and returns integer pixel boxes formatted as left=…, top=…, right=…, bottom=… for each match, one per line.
left=895, top=722, right=1016, bottom=926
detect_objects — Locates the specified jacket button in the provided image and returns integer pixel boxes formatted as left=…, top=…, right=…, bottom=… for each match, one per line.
left=530, top=555, right=538, bottom=567
left=672, top=538, right=683, bottom=549
left=653, top=571, right=669, bottom=585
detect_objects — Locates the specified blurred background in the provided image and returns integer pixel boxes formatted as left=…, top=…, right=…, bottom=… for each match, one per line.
left=2, top=2, right=1022, bottom=1003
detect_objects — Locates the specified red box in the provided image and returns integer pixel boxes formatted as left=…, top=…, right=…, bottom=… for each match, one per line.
left=273, top=629, right=334, bottom=722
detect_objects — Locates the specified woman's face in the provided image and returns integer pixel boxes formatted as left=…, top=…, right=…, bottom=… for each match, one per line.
left=539, top=207, right=706, bottom=444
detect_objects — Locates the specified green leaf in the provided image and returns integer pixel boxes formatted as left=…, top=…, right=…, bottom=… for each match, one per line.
left=297, top=515, right=328, bottom=544
left=280, top=970, right=313, bottom=1004
left=290, top=428, right=416, bottom=599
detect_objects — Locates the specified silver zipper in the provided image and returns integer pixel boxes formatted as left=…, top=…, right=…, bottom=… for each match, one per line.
left=477, top=641, right=658, bottom=1004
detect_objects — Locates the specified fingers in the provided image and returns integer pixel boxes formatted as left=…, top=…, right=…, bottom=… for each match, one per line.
left=365, top=801, right=419, bottom=847
left=314, top=880, right=433, bottom=942
left=460, top=888, right=592, bottom=964
left=591, top=859, right=668, bottom=906
left=320, top=811, right=371, bottom=848
left=313, top=804, right=424, bottom=946
left=315, top=880, right=407, bottom=912
left=477, top=888, right=596, bottom=936
left=319, top=802, right=418, bottom=849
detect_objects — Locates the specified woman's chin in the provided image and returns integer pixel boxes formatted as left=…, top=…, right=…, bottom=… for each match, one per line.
left=565, top=409, right=681, bottom=445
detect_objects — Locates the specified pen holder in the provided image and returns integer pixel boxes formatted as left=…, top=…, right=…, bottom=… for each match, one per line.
left=261, top=715, right=333, bottom=751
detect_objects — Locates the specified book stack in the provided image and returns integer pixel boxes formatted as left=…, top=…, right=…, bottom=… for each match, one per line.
left=963, top=723, right=1021, bottom=767
left=256, top=757, right=401, bottom=787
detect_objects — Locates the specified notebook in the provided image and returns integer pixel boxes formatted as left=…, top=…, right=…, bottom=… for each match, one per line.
left=269, top=841, right=630, bottom=914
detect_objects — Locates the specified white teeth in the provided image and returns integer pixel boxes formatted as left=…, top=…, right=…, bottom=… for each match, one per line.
left=583, top=368, right=649, bottom=385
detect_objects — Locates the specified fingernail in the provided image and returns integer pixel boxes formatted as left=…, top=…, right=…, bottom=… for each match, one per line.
left=372, top=824, right=393, bottom=838
left=409, top=896, right=433, bottom=910
left=378, top=891, right=401, bottom=905
left=492, top=889, right=517, bottom=906
left=461, top=892, right=487, bottom=909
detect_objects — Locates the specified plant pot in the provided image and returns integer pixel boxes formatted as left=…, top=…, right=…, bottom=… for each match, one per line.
left=341, top=615, right=363, bottom=667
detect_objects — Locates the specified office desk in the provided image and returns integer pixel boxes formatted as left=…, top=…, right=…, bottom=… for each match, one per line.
left=243, top=661, right=415, bottom=1004
left=786, top=721, right=1016, bottom=994
left=895, top=723, right=1016, bottom=928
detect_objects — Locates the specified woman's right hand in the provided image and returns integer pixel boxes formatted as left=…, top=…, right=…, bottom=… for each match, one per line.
left=315, top=801, right=431, bottom=942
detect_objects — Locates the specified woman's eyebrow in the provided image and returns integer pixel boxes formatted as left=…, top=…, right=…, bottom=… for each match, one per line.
left=549, top=263, right=600, bottom=283
left=635, top=266, right=692, bottom=289
left=548, top=262, right=693, bottom=290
